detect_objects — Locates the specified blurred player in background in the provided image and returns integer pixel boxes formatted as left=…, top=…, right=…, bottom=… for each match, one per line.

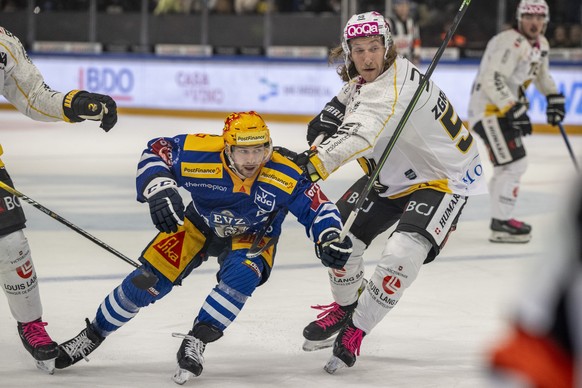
left=387, top=0, right=421, bottom=66
left=283, top=11, right=485, bottom=373
left=468, top=0, right=566, bottom=244
left=53, top=111, right=352, bottom=384
left=488, top=177, right=581, bottom=387
left=0, top=26, right=117, bottom=374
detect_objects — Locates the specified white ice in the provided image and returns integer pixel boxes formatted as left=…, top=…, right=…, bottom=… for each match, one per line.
left=0, top=111, right=580, bottom=387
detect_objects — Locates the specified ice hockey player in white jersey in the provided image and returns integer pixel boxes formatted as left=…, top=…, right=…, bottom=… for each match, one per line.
left=468, top=0, right=565, bottom=244
left=283, top=11, right=486, bottom=373
left=0, top=26, right=117, bottom=374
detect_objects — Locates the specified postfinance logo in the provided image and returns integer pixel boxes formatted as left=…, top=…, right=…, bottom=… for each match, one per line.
left=258, top=168, right=296, bottom=194
left=235, top=131, right=268, bottom=144
left=181, top=163, right=223, bottom=178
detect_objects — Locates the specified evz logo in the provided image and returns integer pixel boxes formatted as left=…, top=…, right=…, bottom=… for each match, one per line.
left=209, top=210, right=250, bottom=237
left=255, top=187, right=275, bottom=213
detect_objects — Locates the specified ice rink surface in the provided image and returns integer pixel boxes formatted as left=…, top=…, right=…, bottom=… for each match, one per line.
left=1, top=111, right=580, bottom=387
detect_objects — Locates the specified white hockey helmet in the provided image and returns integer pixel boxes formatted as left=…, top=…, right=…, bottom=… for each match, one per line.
left=516, top=0, right=550, bottom=25
left=341, top=11, right=392, bottom=58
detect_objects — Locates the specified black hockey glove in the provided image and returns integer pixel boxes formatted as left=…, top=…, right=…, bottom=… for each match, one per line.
left=315, top=229, right=353, bottom=269
left=506, top=103, right=532, bottom=136
left=546, top=93, right=566, bottom=126
left=63, top=90, right=118, bottom=132
left=148, top=188, right=184, bottom=234
left=273, top=146, right=324, bottom=182
left=273, top=146, right=298, bottom=162
left=307, top=97, right=346, bottom=145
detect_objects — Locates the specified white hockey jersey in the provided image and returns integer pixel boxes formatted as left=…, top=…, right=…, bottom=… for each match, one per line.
left=468, top=28, right=558, bottom=126
left=0, top=26, right=65, bottom=122
left=315, top=56, right=486, bottom=198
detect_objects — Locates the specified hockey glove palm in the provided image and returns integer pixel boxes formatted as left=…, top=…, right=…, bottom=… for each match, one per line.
left=315, top=230, right=352, bottom=269
left=148, top=188, right=185, bottom=234
left=506, top=103, right=532, bottom=136
left=63, top=90, right=118, bottom=132
left=307, top=97, right=346, bottom=145
left=546, top=93, right=565, bottom=126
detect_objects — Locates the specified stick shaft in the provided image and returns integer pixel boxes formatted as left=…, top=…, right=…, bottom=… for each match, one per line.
left=557, top=123, right=579, bottom=172
left=0, top=180, right=141, bottom=269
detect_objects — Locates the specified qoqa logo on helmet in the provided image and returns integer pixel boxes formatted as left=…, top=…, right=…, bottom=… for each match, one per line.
left=522, top=4, right=546, bottom=14
left=346, top=22, right=379, bottom=39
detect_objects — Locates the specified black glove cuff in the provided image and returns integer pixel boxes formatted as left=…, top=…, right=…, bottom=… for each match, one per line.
left=63, top=90, right=88, bottom=122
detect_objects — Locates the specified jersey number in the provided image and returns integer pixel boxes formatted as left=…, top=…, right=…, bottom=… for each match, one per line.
left=440, top=103, right=473, bottom=153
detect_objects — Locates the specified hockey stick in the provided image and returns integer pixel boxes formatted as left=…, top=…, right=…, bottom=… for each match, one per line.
left=246, top=133, right=327, bottom=258
left=338, top=0, right=472, bottom=241
left=0, top=180, right=158, bottom=289
left=246, top=210, right=280, bottom=259
left=557, top=123, right=579, bottom=172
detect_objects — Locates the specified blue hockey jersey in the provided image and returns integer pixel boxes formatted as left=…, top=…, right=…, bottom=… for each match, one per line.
left=136, top=133, right=343, bottom=245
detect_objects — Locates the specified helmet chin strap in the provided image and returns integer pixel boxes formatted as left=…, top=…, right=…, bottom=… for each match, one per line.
left=224, top=147, right=246, bottom=179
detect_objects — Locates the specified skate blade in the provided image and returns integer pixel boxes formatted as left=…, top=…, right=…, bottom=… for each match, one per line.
left=172, top=366, right=195, bottom=385
left=489, top=232, right=531, bottom=243
left=323, top=355, right=347, bottom=374
left=36, top=358, right=56, bottom=375
left=302, top=336, right=336, bottom=352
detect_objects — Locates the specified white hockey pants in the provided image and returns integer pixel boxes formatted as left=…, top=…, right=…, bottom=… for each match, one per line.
left=0, top=230, right=43, bottom=323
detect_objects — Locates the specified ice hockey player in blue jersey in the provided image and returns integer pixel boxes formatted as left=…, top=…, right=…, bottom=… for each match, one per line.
left=54, top=111, right=353, bottom=384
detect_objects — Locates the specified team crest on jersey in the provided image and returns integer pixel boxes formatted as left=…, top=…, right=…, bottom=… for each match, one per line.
left=209, top=210, right=250, bottom=237
left=150, top=138, right=174, bottom=166
left=254, top=187, right=276, bottom=214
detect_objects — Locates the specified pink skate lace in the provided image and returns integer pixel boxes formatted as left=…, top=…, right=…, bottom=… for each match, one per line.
left=507, top=219, right=524, bottom=228
left=21, top=320, right=54, bottom=347
left=311, top=302, right=346, bottom=329
left=341, top=326, right=364, bottom=356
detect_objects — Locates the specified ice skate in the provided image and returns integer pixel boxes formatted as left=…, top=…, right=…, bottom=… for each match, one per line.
left=323, top=319, right=365, bottom=374
left=489, top=218, right=531, bottom=243
left=171, top=322, right=223, bottom=384
left=55, top=318, right=104, bottom=369
left=303, top=279, right=366, bottom=351
left=17, top=319, right=59, bottom=374
left=171, top=332, right=206, bottom=385
left=302, top=301, right=356, bottom=351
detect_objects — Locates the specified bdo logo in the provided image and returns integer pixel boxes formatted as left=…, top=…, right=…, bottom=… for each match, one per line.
left=85, top=67, right=134, bottom=94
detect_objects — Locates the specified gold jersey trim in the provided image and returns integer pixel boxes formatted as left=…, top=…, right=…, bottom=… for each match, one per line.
left=389, top=179, right=452, bottom=199
left=184, top=134, right=225, bottom=152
